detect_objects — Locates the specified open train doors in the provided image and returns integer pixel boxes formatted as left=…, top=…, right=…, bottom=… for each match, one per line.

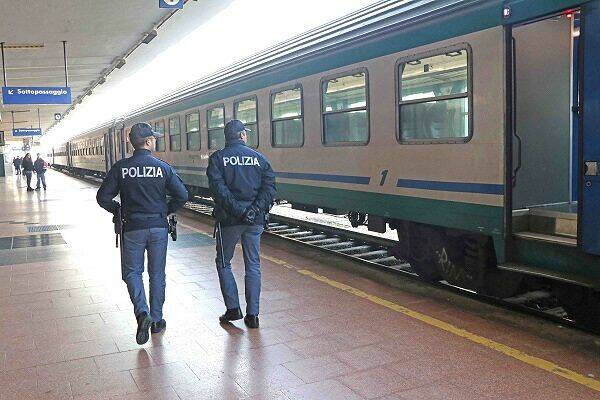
left=507, top=2, right=600, bottom=256
left=579, top=1, right=600, bottom=255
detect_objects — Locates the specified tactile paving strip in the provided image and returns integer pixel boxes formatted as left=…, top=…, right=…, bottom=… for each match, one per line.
left=27, top=225, right=72, bottom=233
left=0, top=233, right=66, bottom=250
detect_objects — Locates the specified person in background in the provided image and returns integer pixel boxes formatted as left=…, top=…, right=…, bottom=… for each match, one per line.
left=13, top=156, right=21, bottom=175
left=34, top=153, right=47, bottom=190
left=21, top=153, right=34, bottom=191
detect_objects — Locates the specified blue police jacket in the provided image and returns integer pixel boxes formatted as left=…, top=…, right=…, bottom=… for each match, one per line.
left=97, top=149, right=189, bottom=232
left=206, top=139, right=276, bottom=226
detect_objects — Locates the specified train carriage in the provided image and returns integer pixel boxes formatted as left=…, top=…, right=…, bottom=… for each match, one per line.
left=52, top=0, right=600, bottom=329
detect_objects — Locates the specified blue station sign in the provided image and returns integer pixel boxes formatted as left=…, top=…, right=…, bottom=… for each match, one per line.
left=159, top=0, right=184, bottom=9
left=2, top=86, right=72, bottom=105
left=13, top=128, right=42, bottom=137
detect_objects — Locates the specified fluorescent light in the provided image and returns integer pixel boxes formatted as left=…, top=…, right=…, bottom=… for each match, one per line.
left=142, top=30, right=158, bottom=44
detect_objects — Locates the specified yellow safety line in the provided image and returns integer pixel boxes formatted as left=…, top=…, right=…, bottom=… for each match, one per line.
left=262, top=255, right=600, bottom=392
left=181, top=223, right=600, bottom=392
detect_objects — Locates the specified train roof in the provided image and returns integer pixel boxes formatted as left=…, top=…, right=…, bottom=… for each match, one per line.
left=63, top=0, right=585, bottom=144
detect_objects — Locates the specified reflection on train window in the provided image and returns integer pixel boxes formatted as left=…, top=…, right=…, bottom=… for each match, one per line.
left=271, top=86, right=303, bottom=147
left=186, top=113, right=200, bottom=151
left=322, top=71, right=368, bottom=145
left=155, top=120, right=166, bottom=151
left=399, top=48, right=470, bottom=142
left=207, top=105, right=225, bottom=149
left=234, top=97, right=258, bottom=148
left=169, top=116, right=182, bottom=152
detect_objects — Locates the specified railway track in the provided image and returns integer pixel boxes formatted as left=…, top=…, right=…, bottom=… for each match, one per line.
left=185, top=198, right=586, bottom=332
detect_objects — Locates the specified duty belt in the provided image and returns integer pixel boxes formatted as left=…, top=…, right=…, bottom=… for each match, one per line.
left=127, top=212, right=165, bottom=220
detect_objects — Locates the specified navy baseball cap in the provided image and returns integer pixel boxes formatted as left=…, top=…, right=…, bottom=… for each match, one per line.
left=129, top=122, right=163, bottom=143
left=224, top=119, right=251, bottom=141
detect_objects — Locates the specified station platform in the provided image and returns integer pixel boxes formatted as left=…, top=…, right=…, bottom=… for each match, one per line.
left=0, top=169, right=598, bottom=400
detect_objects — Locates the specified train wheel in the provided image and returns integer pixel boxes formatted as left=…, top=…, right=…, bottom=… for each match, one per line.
left=402, top=223, right=443, bottom=282
left=437, top=235, right=507, bottom=294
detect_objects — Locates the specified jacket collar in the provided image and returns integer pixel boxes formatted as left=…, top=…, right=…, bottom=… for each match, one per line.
left=133, top=149, right=151, bottom=156
left=225, top=139, right=246, bottom=147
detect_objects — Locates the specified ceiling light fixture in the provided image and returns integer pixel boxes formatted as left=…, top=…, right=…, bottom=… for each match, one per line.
left=115, top=58, right=126, bottom=69
left=142, top=29, right=158, bottom=44
left=3, top=43, right=44, bottom=49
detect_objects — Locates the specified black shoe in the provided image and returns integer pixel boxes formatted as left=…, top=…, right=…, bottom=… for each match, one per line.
left=151, top=319, right=166, bottom=334
left=244, top=315, right=259, bottom=329
left=219, top=308, right=243, bottom=323
left=26, top=187, right=34, bottom=192
left=43, top=186, right=47, bottom=190
left=135, top=312, right=152, bottom=345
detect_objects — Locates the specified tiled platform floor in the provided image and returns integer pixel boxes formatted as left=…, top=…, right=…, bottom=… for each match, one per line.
left=0, top=169, right=599, bottom=399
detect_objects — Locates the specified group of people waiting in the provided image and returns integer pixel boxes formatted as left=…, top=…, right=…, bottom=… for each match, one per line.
left=12, top=153, right=48, bottom=191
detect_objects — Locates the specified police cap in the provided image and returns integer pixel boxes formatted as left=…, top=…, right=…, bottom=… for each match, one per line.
left=224, top=119, right=251, bottom=141
left=129, top=122, right=163, bottom=144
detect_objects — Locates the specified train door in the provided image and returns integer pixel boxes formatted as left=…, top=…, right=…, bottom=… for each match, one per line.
left=117, top=124, right=125, bottom=160
left=67, top=142, right=72, bottom=167
left=112, top=127, right=120, bottom=163
left=103, top=132, right=111, bottom=171
left=509, top=10, right=580, bottom=247
left=107, top=128, right=115, bottom=167
left=580, top=1, right=600, bottom=255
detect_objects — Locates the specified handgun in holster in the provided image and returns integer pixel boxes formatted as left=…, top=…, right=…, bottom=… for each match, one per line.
left=168, top=215, right=178, bottom=241
left=114, top=206, right=125, bottom=268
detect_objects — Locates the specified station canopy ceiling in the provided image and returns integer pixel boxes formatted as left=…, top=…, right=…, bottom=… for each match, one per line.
left=0, top=0, right=228, bottom=144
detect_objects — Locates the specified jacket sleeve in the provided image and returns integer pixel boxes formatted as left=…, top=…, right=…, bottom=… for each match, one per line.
left=166, top=167, right=189, bottom=215
left=253, top=157, right=277, bottom=212
left=206, top=153, right=246, bottom=217
left=96, top=165, right=121, bottom=214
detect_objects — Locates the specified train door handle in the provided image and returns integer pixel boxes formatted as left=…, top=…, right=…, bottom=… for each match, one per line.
left=584, top=161, right=598, bottom=176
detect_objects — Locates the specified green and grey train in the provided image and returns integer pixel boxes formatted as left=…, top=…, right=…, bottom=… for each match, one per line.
left=52, top=0, right=600, bottom=329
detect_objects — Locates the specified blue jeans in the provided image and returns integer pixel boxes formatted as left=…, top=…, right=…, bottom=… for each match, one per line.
left=122, top=228, right=168, bottom=322
left=24, top=171, right=32, bottom=188
left=36, top=171, right=46, bottom=188
left=216, top=224, right=263, bottom=315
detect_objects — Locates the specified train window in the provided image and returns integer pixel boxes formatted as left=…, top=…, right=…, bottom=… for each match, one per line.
left=321, top=70, right=369, bottom=145
left=234, top=97, right=258, bottom=148
left=155, top=120, right=166, bottom=151
left=207, top=105, right=225, bottom=149
left=271, top=86, right=303, bottom=147
left=397, top=46, right=471, bottom=143
left=186, top=113, right=200, bottom=151
left=169, top=116, right=182, bottom=152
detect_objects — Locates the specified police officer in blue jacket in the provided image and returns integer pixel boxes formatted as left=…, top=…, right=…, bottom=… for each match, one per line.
left=97, top=122, right=188, bottom=344
left=207, top=119, right=276, bottom=329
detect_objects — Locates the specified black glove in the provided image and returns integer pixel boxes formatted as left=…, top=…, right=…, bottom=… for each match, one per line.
left=242, top=205, right=260, bottom=225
